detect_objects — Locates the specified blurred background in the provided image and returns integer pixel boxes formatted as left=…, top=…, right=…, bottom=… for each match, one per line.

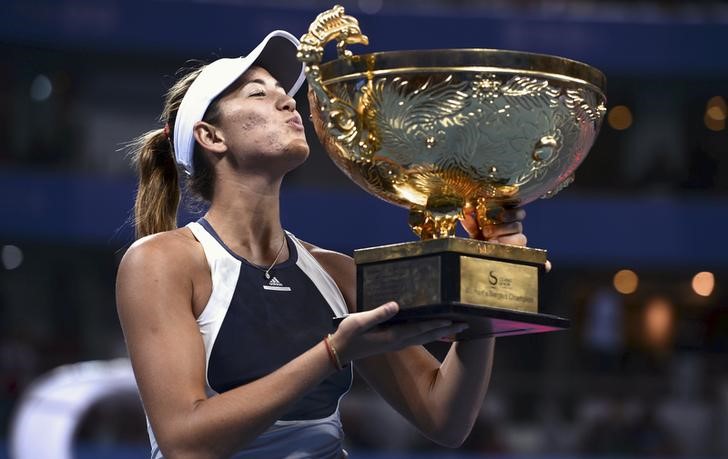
left=1, top=0, right=727, bottom=458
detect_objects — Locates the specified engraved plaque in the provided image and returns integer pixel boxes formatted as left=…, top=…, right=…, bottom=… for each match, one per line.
left=460, top=257, right=538, bottom=313
left=361, top=257, right=441, bottom=310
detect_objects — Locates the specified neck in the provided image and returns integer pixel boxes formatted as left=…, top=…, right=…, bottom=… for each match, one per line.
left=204, top=171, right=287, bottom=266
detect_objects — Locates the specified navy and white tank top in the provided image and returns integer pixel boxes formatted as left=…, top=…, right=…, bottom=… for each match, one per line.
left=147, top=219, right=353, bottom=459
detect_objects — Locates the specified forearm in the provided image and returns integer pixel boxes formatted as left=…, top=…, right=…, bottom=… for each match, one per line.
left=156, top=341, right=335, bottom=459
left=358, top=337, right=495, bottom=448
left=426, top=337, right=495, bottom=446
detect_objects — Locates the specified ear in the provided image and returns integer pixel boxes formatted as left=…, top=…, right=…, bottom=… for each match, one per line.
left=193, top=121, right=227, bottom=154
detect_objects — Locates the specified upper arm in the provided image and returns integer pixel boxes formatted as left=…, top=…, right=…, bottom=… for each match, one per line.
left=115, top=234, right=208, bottom=444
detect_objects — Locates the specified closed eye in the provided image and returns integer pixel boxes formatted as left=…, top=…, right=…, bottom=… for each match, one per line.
left=249, top=91, right=265, bottom=97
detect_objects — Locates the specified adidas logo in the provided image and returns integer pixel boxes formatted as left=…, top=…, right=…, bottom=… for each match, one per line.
left=263, top=276, right=291, bottom=292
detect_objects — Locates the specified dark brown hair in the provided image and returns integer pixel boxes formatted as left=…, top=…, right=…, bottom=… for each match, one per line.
left=129, top=64, right=229, bottom=239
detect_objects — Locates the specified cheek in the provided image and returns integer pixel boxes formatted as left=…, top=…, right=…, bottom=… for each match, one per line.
left=264, top=130, right=283, bottom=146
left=227, top=111, right=281, bottom=151
left=237, top=111, right=270, bottom=131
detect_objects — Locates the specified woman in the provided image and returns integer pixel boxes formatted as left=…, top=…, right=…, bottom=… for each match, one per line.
left=116, top=30, right=527, bottom=459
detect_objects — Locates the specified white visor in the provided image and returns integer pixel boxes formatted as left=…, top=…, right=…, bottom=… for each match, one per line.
left=173, top=30, right=305, bottom=174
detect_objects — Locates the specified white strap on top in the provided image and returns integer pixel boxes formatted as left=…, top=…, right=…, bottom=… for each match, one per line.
left=186, top=221, right=229, bottom=265
left=286, top=232, right=350, bottom=318
left=186, top=221, right=241, bottom=327
left=185, top=221, right=241, bottom=395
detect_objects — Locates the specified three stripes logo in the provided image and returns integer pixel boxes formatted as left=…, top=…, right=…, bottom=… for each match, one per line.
left=263, top=276, right=292, bottom=292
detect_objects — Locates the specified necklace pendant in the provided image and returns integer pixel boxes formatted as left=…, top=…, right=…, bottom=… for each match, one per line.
left=265, top=272, right=270, bottom=280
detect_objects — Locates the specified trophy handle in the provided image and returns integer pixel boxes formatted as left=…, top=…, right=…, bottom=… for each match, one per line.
left=297, top=5, right=369, bottom=148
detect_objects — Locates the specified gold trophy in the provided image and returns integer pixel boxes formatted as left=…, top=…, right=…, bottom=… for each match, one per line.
left=298, top=6, right=606, bottom=339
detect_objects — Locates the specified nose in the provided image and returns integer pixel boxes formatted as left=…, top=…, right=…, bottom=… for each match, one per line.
left=277, top=93, right=296, bottom=112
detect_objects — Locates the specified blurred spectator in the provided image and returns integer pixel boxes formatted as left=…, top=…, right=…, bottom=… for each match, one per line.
left=582, top=287, right=624, bottom=364
left=580, top=396, right=678, bottom=456
left=657, top=356, right=714, bottom=456
left=0, top=334, right=39, bottom=434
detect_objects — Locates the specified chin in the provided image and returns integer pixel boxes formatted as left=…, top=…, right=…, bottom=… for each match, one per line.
left=283, top=139, right=310, bottom=168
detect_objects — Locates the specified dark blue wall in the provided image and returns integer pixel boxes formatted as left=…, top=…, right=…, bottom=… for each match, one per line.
left=1, top=170, right=726, bottom=269
left=2, top=1, right=727, bottom=77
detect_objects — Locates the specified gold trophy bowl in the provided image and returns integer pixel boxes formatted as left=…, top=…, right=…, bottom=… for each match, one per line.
left=298, top=6, right=607, bottom=339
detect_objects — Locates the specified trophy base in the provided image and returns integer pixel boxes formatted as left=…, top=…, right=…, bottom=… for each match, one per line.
left=335, top=302, right=569, bottom=340
left=349, top=237, right=570, bottom=340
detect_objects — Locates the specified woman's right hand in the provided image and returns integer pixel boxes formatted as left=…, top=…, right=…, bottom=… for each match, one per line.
left=330, top=302, right=468, bottom=364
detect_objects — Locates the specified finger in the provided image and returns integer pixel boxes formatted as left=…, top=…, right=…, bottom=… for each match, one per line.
left=344, top=302, right=399, bottom=333
left=493, top=233, right=527, bottom=246
left=400, top=322, right=470, bottom=347
left=460, top=206, right=483, bottom=240
left=374, top=320, right=467, bottom=346
left=375, top=319, right=455, bottom=341
left=346, top=318, right=457, bottom=361
left=483, top=221, right=523, bottom=239
left=497, top=207, right=526, bottom=224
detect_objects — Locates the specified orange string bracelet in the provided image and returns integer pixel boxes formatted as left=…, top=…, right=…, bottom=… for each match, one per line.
left=323, top=334, right=344, bottom=371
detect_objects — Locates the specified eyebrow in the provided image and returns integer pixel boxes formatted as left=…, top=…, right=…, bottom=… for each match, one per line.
left=241, top=78, right=283, bottom=90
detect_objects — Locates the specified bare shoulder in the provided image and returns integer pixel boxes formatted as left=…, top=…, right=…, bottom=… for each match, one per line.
left=116, top=227, right=208, bottom=316
left=119, top=227, right=204, bottom=276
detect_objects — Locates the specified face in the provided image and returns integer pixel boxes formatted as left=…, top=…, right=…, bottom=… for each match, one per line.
left=211, top=66, right=309, bottom=173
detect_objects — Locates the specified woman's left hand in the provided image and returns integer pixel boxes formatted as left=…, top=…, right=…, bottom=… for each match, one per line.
left=461, top=203, right=527, bottom=246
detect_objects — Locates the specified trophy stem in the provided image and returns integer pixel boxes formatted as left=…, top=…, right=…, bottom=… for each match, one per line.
left=408, top=207, right=461, bottom=240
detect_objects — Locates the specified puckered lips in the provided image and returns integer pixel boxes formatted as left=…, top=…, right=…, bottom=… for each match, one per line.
left=286, top=113, right=304, bottom=131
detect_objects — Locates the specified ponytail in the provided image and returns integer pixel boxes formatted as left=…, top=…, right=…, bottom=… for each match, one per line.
left=131, top=129, right=180, bottom=239
left=129, top=63, right=219, bottom=239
